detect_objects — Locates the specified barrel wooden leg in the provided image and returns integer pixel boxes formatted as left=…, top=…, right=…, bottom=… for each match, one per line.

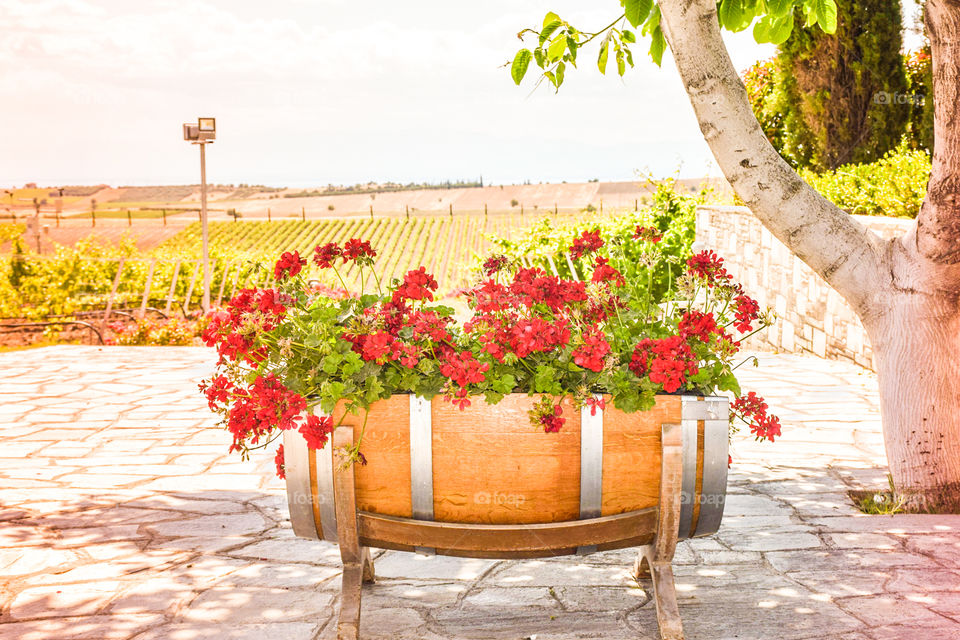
left=333, top=426, right=374, bottom=640
left=636, top=422, right=685, bottom=640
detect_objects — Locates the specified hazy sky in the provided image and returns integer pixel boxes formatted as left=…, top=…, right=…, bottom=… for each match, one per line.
left=3, top=0, right=782, bottom=188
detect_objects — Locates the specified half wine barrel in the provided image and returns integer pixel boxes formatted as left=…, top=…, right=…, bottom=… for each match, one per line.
left=284, top=394, right=728, bottom=559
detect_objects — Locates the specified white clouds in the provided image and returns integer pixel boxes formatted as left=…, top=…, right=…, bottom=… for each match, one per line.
left=0, top=0, right=772, bottom=186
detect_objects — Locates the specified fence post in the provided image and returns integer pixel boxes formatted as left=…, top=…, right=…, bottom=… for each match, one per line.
left=56, top=211, right=60, bottom=227
left=302, top=207, right=306, bottom=222
left=268, top=207, right=272, bottom=222
left=164, top=259, right=182, bottom=315
left=521, top=204, right=524, bottom=216
left=101, top=258, right=125, bottom=329
left=139, top=260, right=157, bottom=318
left=198, top=210, right=202, bottom=223
left=92, top=210, right=96, bottom=228
left=183, top=259, right=201, bottom=315
left=484, top=203, right=487, bottom=216
left=162, top=209, right=167, bottom=226
left=554, top=203, right=558, bottom=215
left=369, top=205, right=373, bottom=218
left=406, top=205, right=409, bottom=218
left=600, top=200, right=603, bottom=214
left=127, top=209, right=132, bottom=226
left=216, top=260, right=230, bottom=307
left=635, top=199, right=638, bottom=211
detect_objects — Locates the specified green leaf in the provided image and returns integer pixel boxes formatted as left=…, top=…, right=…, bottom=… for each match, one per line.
left=616, top=48, right=625, bottom=76
left=511, top=49, right=532, bottom=85
left=622, top=29, right=637, bottom=43
left=554, top=60, right=566, bottom=88
left=624, top=0, right=653, bottom=27
left=543, top=11, right=560, bottom=28
left=539, top=20, right=562, bottom=47
left=534, top=365, right=559, bottom=393
left=598, top=40, right=610, bottom=74
left=649, top=25, right=666, bottom=66
left=814, top=0, right=837, bottom=33
left=765, top=0, right=794, bottom=16
left=547, top=34, right=567, bottom=62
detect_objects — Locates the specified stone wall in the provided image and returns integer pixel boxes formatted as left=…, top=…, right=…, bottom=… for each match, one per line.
left=696, top=205, right=913, bottom=370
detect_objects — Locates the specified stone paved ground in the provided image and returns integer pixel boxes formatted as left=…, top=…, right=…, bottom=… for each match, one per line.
left=0, top=346, right=958, bottom=640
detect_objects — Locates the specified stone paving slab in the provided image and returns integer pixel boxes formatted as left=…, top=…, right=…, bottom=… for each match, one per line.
left=0, top=346, right=958, bottom=639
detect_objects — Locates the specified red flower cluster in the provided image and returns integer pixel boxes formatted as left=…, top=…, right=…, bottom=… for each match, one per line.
left=300, top=414, right=335, bottom=449
left=678, top=310, right=718, bottom=343
left=530, top=398, right=565, bottom=433
left=439, top=351, right=490, bottom=386
left=314, top=239, right=377, bottom=269
left=570, top=229, right=604, bottom=259
left=511, top=268, right=588, bottom=311
left=591, top=256, right=625, bottom=287
left=202, top=288, right=288, bottom=363
left=572, top=328, right=611, bottom=372
left=274, top=251, right=306, bottom=280
left=633, top=226, right=663, bottom=243
left=629, top=336, right=700, bottom=393
left=275, top=445, right=285, bottom=479
left=482, top=254, right=509, bottom=276
left=393, top=267, right=438, bottom=303
left=510, top=318, right=571, bottom=358
left=343, top=238, right=377, bottom=264
left=733, top=294, right=760, bottom=332
left=314, top=242, right=342, bottom=268
left=732, top=392, right=782, bottom=442
left=686, top=250, right=732, bottom=287
left=220, top=374, right=307, bottom=453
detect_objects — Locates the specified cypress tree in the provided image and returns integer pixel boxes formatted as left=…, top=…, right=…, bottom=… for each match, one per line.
left=771, top=0, right=910, bottom=170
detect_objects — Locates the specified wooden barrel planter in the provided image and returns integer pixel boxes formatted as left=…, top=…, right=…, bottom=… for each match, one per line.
left=284, top=394, right=729, bottom=640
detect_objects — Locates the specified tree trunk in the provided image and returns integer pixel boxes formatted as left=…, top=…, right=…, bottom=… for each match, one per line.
left=657, top=0, right=960, bottom=511
left=864, top=233, right=960, bottom=509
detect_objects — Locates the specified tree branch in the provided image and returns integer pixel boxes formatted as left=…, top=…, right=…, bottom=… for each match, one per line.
left=657, top=0, right=886, bottom=310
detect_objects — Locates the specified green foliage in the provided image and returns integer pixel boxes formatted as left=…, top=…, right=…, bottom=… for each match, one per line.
left=801, top=141, right=930, bottom=218
left=743, top=0, right=908, bottom=171
left=510, top=0, right=837, bottom=85
left=485, top=180, right=699, bottom=301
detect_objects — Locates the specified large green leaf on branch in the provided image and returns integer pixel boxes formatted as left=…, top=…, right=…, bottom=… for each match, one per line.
left=511, top=48, right=532, bottom=85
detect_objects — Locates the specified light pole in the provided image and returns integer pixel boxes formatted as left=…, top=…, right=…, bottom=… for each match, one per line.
left=183, top=117, right=216, bottom=311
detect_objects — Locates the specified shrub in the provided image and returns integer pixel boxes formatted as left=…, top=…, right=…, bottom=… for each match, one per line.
left=486, top=180, right=698, bottom=302
left=107, top=317, right=198, bottom=346
left=801, top=141, right=930, bottom=218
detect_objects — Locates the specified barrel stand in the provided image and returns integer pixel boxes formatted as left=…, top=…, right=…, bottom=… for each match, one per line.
left=328, top=422, right=687, bottom=640
left=635, top=421, right=685, bottom=640
left=331, top=427, right=376, bottom=640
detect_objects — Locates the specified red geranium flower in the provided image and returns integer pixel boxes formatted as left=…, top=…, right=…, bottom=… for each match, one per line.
left=275, top=445, right=285, bottom=479
left=570, top=229, right=604, bottom=259
left=313, top=242, right=342, bottom=268
left=591, top=256, right=626, bottom=287
left=342, top=238, right=377, bottom=265
left=299, top=414, right=335, bottom=450
left=572, top=328, right=611, bottom=372
left=393, top=267, right=438, bottom=303
left=633, top=226, right=663, bottom=243
left=274, top=251, right=306, bottom=280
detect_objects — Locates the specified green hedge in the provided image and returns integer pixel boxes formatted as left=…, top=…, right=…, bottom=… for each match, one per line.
left=801, top=142, right=930, bottom=218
